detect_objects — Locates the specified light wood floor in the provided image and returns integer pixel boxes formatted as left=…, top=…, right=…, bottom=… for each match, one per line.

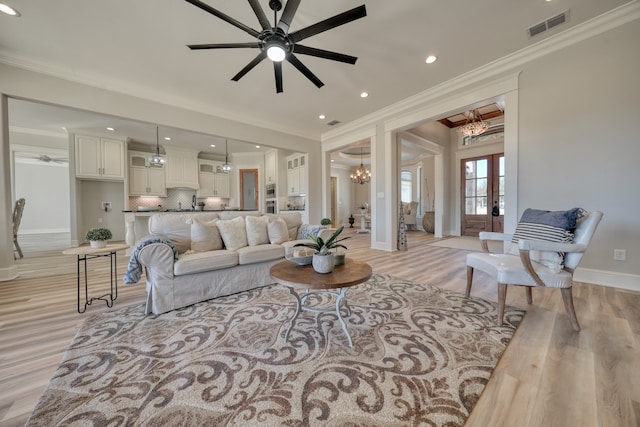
left=1, top=229, right=638, bottom=426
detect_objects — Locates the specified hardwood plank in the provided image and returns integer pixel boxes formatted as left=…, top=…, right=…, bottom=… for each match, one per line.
left=1, top=229, right=638, bottom=426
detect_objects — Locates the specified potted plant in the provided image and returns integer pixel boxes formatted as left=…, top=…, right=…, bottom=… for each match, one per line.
left=295, top=226, right=350, bottom=273
left=85, top=227, right=112, bottom=249
left=320, top=218, right=332, bottom=226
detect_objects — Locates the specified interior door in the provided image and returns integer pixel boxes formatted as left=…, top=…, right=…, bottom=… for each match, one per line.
left=240, top=169, right=258, bottom=210
left=461, top=154, right=504, bottom=236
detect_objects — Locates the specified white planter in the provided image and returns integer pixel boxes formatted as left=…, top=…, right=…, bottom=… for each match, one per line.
left=90, top=240, right=107, bottom=249
left=312, top=253, right=334, bottom=274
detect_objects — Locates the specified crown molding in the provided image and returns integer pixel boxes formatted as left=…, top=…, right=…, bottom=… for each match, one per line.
left=9, top=125, right=68, bottom=138
left=322, top=1, right=640, bottom=142
left=0, top=53, right=320, bottom=142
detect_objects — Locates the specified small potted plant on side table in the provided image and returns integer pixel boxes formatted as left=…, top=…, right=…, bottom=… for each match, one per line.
left=295, top=226, right=350, bottom=273
left=85, top=227, right=112, bottom=249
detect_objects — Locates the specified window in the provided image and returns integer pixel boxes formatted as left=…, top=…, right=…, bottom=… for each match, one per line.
left=401, top=170, right=412, bottom=203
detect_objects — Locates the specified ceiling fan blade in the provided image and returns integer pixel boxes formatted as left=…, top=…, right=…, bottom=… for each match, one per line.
left=188, top=42, right=261, bottom=50
left=293, top=44, right=357, bottom=64
left=277, top=0, right=301, bottom=33
left=289, top=5, right=366, bottom=43
left=287, top=54, right=324, bottom=88
left=247, top=0, right=271, bottom=31
left=274, top=62, right=283, bottom=93
left=231, top=52, right=267, bottom=81
left=184, top=0, right=261, bottom=38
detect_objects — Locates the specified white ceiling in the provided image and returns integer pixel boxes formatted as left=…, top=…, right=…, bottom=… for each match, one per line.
left=1, top=0, right=630, bottom=162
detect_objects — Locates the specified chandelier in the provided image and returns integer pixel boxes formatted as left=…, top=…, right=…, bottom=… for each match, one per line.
left=149, top=126, right=165, bottom=167
left=221, top=140, right=232, bottom=173
left=459, top=109, right=489, bottom=137
left=350, top=147, right=371, bottom=185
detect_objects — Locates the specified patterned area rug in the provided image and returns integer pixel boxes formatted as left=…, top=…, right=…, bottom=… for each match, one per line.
left=27, top=273, right=524, bottom=426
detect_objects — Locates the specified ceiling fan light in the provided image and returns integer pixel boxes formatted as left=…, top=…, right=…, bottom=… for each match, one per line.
left=267, top=44, right=286, bottom=62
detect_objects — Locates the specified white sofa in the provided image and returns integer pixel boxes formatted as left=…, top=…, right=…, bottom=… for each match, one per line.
left=131, top=211, right=324, bottom=314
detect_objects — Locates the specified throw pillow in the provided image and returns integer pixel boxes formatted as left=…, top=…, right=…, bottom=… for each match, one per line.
left=296, top=224, right=326, bottom=240
left=509, top=207, right=585, bottom=272
left=190, top=218, right=222, bottom=252
left=267, top=217, right=289, bottom=244
left=245, top=215, right=269, bottom=246
left=216, top=216, right=248, bottom=251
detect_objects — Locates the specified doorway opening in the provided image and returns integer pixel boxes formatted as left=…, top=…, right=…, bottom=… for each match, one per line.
left=239, top=169, right=258, bottom=211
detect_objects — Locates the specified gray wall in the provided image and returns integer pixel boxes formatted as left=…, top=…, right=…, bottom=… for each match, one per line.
left=516, top=19, right=639, bottom=276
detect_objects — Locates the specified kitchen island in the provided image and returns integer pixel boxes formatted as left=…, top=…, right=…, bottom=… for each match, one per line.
left=123, top=210, right=259, bottom=253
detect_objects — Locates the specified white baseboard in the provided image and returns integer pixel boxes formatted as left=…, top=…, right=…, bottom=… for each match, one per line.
left=574, top=268, right=640, bottom=292
left=0, top=265, right=19, bottom=281
left=19, top=228, right=70, bottom=234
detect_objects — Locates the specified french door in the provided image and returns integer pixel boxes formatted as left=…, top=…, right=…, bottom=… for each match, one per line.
left=461, top=154, right=504, bottom=236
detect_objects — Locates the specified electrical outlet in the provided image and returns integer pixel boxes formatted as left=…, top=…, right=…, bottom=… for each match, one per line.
left=613, top=249, right=626, bottom=261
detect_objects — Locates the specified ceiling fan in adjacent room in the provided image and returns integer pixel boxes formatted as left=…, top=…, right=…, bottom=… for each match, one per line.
left=184, top=0, right=366, bottom=93
left=15, top=153, right=69, bottom=165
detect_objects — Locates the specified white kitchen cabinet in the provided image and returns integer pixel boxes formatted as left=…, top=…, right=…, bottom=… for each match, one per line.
left=286, top=153, right=307, bottom=195
left=128, top=151, right=166, bottom=196
left=165, top=147, right=199, bottom=189
left=265, top=149, right=277, bottom=184
left=75, top=134, right=125, bottom=180
left=196, top=160, right=230, bottom=198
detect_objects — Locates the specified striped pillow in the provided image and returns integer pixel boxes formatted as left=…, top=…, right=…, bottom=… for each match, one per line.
left=509, top=208, right=585, bottom=272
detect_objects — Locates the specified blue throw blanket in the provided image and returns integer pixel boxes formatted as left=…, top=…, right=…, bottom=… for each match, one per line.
left=123, top=236, right=178, bottom=285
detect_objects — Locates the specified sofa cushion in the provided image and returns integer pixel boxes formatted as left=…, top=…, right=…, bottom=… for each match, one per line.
left=174, top=250, right=238, bottom=276
left=190, top=218, right=223, bottom=252
left=219, top=210, right=261, bottom=221
left=148, top=214, right=190, bottom=254
left=267, top=217, right=289, bottom=244
left=270, top=212, right=302, bottom=240
left=216, top=216, right=248, bottom=250
left=245, top=215, right=269, bottom=246
left=236, top=244, right=284, bottom=265
left=296, top=224, right=326, bottom=240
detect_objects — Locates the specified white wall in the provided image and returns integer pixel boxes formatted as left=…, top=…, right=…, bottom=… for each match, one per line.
left=78, top=180, right=126, bottom=242
left=516, top=19, right=639, bottom=276
left=14, top=161, right=70, bottom=233
left=331, top=166, right=353, bottom=226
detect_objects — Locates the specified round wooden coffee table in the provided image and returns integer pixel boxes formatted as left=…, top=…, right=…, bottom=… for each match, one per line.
left=270, top=258, right=372, bottom=347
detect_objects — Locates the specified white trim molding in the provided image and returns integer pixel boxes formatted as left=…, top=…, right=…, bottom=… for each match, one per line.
left=574, top=268, right=640, bottom=292
left=0, top=265, right=18, bottom=281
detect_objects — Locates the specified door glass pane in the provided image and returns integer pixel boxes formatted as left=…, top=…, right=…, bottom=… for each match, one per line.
left=465, top=180, right=475, bottom=197
left=465, top=161, right=475, bottom=179
left=465, top=198, right=475, bottom=214
left=476, top=178, right=487, bottom=197
left=477, top=159, right=488, bottom=178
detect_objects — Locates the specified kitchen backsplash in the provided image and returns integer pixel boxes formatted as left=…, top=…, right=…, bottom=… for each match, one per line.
left=129, top=188, right=231, bottom=211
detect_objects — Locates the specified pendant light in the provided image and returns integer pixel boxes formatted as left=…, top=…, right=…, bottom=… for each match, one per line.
left=149, top=126, right=165, bottom=167
left=221, top=139, right=232, bottom=172
left=350, top=147, right=371, bottom=185
left=459, top=109, right=489, bottom=137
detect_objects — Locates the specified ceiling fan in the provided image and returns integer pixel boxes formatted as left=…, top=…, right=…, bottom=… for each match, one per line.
left=184, top=0, right=367, bottom=93
left=15, top=153, right=69, bottom=164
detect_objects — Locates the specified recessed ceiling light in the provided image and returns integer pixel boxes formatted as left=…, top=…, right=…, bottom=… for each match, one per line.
left=426, top=55, right=437, bottom=64
left=360, top=92, right=369, bottom=98
left=256, top=145, right=260, bottom=149
left=106, top=127, right=115, bottom=131
left=331, top=159, right=335, bottom=163
left=0, top=3, right=20, bottom=16
left=319, top=114, right=326, bottom=120
left=210, top=144, right=216, bottom=148
left=164, top=137, right=171, bottom=141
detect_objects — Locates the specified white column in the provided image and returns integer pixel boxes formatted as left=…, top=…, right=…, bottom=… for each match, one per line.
left=0, top=94, right=19, bottom=281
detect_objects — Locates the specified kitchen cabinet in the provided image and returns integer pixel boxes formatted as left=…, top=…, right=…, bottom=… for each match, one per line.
left=286, top=153, right=307, bottom=195
left=128, top=151, right=166, bottom=196
left=196, top=160, right=230, bottom=198
left=75, top=134, right=125, bottom=180
left=165, top=147, right=199, bottom=189
left=265, top=149, right=277, bottom=184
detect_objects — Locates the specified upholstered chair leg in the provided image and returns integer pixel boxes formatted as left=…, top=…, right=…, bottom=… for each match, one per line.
left=497, top=283, right=507, bottom=326
left=465, top=266, right=474, bottom=297
left=560, top=287, right=581, bottom=332
left=525, top=287, right=532, bottom=304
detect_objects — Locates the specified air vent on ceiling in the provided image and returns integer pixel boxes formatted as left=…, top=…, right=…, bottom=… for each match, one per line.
left=527, top=9, right=569, bottom=38
left=327, top=120, right=340, bottom=126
